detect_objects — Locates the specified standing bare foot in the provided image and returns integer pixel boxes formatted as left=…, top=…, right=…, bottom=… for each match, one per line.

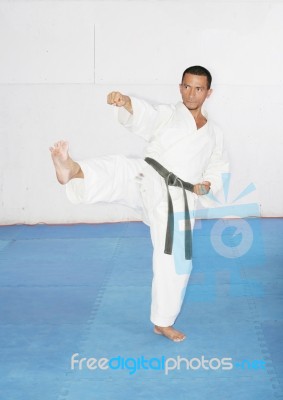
left=154, top=325, right=186, bottom=342
left=49, top=141, right=82, bottom=184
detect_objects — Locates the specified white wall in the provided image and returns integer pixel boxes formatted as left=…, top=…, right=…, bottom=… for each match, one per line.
left=0, top=0, right=282, bottom=224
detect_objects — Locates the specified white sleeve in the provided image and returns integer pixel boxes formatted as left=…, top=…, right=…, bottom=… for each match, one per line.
left=116, top=96, right=162, bottom=141
left=202, top=127, right=229, bottom=196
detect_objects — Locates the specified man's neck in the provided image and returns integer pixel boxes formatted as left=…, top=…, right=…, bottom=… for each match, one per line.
left=188, top=108, right=207, bottom=130
left=188, top=107, right=202, bottom=121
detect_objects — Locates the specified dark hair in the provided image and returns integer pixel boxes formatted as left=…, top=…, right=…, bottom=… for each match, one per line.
left=182, top=66, right=212, bottom=89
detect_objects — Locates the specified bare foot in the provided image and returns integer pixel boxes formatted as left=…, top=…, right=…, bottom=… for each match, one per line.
left=154, top=325, right=186, bottom=342
left=49, top=141, right=81, bottom=184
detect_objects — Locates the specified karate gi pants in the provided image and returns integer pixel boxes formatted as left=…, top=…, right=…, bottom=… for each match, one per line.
left=66, top=155, right=195, bottom=327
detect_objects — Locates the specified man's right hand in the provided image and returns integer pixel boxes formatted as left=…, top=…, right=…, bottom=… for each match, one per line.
left=107, top=92, right=133, bottom=114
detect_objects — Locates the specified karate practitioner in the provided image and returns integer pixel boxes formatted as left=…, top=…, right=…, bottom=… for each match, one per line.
left=50, top=66, right=229, bottom=342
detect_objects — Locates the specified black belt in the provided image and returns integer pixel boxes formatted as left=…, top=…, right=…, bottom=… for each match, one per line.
left=144, top=157, right=194, bottom=260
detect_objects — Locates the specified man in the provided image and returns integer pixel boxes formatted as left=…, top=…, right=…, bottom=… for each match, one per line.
left=50, top=66, right=229, bottom=342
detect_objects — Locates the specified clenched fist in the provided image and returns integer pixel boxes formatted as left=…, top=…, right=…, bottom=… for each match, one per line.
left=193, top=181, right=211, bottom=195
left=107, top=92, right=133, bottom=114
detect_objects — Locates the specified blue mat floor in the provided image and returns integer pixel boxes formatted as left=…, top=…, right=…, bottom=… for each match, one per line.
left=0, top=219, right=282, bottom=400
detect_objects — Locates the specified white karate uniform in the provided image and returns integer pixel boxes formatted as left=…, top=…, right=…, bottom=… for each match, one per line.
left=66, top=97, right=229, bottom=327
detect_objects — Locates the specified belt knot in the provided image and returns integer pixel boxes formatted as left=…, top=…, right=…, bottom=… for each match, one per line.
left=167, top=172, right=178, bottom=186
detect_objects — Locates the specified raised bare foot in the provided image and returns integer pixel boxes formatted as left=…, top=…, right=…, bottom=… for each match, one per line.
left=154, top=325, right=186, bottom=342
left=49, top=141, right=77, bottom=184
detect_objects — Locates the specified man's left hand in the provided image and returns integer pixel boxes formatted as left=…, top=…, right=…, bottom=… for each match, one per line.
left=193, top=181, right=211, bottom=195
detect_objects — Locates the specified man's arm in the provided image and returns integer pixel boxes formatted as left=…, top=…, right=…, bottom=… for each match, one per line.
left=201, top=127, right=229, bottom=195
left=107, top=91, right=170, bottom=141
left=107, top=91, right=133, bottom=114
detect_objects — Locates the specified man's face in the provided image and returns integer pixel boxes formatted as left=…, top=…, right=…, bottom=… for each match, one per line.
left=179, top=73, right=212, bottom=111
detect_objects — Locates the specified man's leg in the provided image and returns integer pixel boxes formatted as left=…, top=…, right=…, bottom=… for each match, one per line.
left=152, top=256, right=192, bottom=342
left=49, top=141, right=83, bottom=184
left=146, top=189, right=195, bottom=342
left=50, top=140, right=146, bottom=212
left=150, top=227, right=193, bottom=342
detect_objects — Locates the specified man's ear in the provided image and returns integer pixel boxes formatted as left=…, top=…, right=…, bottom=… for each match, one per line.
left=206, top=88, right=213, bottom=99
